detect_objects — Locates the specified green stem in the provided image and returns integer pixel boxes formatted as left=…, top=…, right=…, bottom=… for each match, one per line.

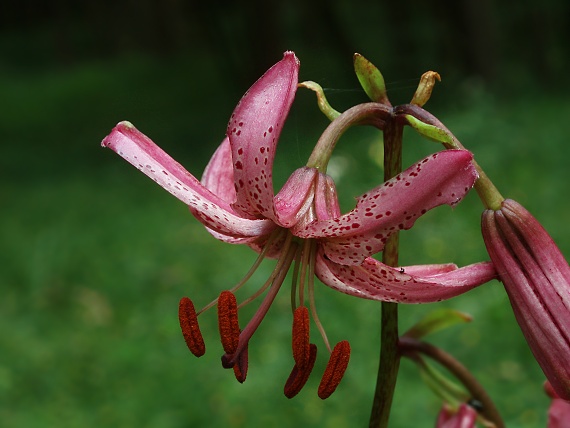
left=369, top=119, right=403, bottom=428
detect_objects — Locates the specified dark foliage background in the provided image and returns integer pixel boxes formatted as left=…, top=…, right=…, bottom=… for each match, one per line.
left=1, top=1, right=569, bottom=427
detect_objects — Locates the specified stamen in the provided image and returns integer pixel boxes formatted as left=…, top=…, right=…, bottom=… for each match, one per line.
left=307, top=241, right=332, bottom=352
left=232, top=343, right=248, bottom=383
left=236, top=232, right=295, bottom=309
left=284, top=343, right=317, bottom=398
left=318, top=340, right=351, bottom=399
left=222, top=238, right=298, bottom=368
left=198, top=229, right=285, bottom=315
left=217, top=291, right=240, bottom=355
left=292, top=306, right=311, bottom=368
left=178, top=297, right=205, bottom=357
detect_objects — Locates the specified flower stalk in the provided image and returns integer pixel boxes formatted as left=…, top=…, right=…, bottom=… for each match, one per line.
left=369, top=118, right=403, bottom=428
left=306, top=102, right=390, bottom=171
left=399, top=337, right=505, bottom=428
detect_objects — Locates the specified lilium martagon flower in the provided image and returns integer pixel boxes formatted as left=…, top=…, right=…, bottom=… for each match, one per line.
left=482, top=197, right=570, bottom=401
left=102, top=51, right=496, bottom=399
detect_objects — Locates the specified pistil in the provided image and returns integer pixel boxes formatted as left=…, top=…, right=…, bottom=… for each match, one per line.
left=221, top=236, right=298, bottom=368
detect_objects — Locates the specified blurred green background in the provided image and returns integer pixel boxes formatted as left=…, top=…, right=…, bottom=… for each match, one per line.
left=1, top=1, right=569, bottom=427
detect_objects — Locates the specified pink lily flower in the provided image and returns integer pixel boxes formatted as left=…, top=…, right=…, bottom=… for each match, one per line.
left=102, top=52, right=496, bottom=397
left=436, top=403, right=477, bottom=428
left=481, top=199, right=570, bottom=400
left=545, top=381, right=570, bottom=428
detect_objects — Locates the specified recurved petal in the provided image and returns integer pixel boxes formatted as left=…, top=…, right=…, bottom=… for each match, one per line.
left=299, top=150, right=478, bottom=265
left=228, top=51, right=299, bottom=220
left=197, top=137, right=260, bottom=243
left=102, top=121, right=276, bottom=239
left=201, top=137, right=237, bottom=206
left=315, top=251, right=496, bottom=303
left=400, top=263, right=458, bottom=276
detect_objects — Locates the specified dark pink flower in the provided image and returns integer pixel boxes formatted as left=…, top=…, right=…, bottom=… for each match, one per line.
left=436, top=403, right=477, bottom=428
left=482, top=199, right=570, bottom=400
left=102, top=52, right=496, bottom=396
left=545, top=381, right=570, bottom=428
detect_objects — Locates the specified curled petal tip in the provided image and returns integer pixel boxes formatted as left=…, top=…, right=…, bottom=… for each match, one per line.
left=283, top=50, right=300, bottom=65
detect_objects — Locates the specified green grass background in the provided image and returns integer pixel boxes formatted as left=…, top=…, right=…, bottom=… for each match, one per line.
left=1, top=53, right=569, bottom=428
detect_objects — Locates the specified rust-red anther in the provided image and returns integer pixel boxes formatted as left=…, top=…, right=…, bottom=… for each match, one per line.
left=233, top=343, right=249, bottom=383
left=178, top=297, right=206, bottom=357
left=292, top=306, right=310, bottom=368
left=318, top=340, right=351, bottom=399
left=284, top=343, right=317, bottom=399
left=217, top=290, right=240, bottom=355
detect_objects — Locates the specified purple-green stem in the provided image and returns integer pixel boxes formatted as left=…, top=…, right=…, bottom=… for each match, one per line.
left=394, top=104, right=505, bottom=210
left=369, top=118, right=403, bottom=428
left=399, top=337, right=505, bottom=428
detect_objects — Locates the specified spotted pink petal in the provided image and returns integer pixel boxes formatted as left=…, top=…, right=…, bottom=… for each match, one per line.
left=401, top=264, right=457, bottom=276
left=228, top=51, right=299, bottom=220
left=298, top=150, right=478, bottom=265
left=101, top=121, right=276, bottom=239
left=315, top=252, right=496, bottom=303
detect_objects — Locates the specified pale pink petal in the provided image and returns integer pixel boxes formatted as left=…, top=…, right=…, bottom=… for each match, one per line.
left=299, top=150, right=478, bottom=265
left=313, top=172, right=341, bottom=221
left=315, top=252, right=496, bottom=303
left=273, top=167, right=317, bottom=228
left=201, top=137, right=237, bottom=206
left=228, top=51, right=299, bottom=220
left=101, top=121, right=276, bottom=238
left=197, top=137, right=257, bottom=243
left=401, top=264, right=457, bottom=276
